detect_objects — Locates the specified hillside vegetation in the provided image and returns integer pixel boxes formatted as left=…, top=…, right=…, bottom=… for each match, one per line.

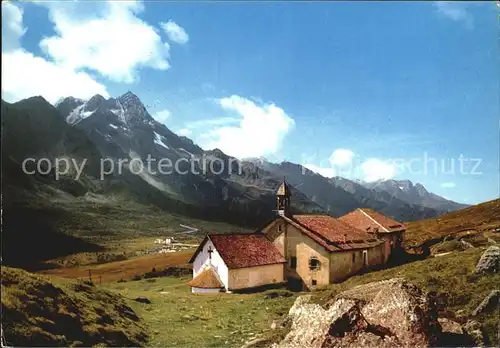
left=1, top=267, right=148, bottom=347
left=405, top=199, right=500, bottom=247
left=103, top=276, right=297, bottom=347
left=315, top=247, right=500, bottom=346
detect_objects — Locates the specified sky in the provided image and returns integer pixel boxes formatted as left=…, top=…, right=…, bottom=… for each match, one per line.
left=2, top=1, right=498, bottom=204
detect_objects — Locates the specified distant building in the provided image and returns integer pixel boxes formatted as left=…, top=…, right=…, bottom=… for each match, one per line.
left=188, top=181, right=406, bottom=292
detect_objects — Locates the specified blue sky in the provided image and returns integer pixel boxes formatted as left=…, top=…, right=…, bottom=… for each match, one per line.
left=2, top=1, right=498, bottom=204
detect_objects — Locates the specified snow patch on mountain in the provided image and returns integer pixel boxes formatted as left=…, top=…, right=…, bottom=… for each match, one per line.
left=66, top=104, right=85, bottom=125
left=153, top=132, right=169, bottom=149
left=81, top=109, right=97, bottom=119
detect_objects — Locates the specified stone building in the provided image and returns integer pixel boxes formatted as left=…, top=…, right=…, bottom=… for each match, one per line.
left=188, top=181, right=405, bottom=292
left=188, top=233, right=286, bottom=293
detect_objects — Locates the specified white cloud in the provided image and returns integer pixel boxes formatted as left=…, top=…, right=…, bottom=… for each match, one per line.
left=440, top=182, right=457, bottom=189
left=2, top=49, right=109, bottom=104
left=153, top=109, right=170, bottom=123
left=38, top=1, right=172, bottom=83
left=187, top=117, right=240, bottom=129
left=2, top=1, right=26, bottom=51
left=1, top=2, right=109, bottom=104
left=161, top=20, right=189, bottom=44
left=200, top=95, right=295, bottom=159
left=303, top=164, right=336, bottom=178
left=329, top=149, right=355, bottom=167
left=434, top=2, right=473, bottom=29
left=360, top=158, right=397, bottom=183
left=178, top=128, right=192, bottom=136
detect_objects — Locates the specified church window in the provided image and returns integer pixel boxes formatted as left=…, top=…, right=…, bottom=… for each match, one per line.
left=290, top=256, right=297, bottom=269
left=352, top=253, right=356, bottom=263
left=309, top=257, right=321, bottom=270
left=312, top=279, right=317, bottom=286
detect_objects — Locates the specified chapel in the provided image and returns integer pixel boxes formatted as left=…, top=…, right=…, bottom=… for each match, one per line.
left=188, top=181, right=405, bottom=292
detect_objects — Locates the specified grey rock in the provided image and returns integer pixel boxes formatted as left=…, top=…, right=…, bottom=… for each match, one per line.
left=472, top=290, right=499, bottom=316
left=474, top=246, right=500, bottom=274
left=462, top=320, right=487, bottom=347
left=275, top=279, right=441, bottom=348
left=134, top=296, right=151, bottom=304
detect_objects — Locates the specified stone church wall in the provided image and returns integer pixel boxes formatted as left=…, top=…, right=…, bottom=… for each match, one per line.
left=228, top=263, right=284, bottom=290
left=329, top=242, right=385, bottom=283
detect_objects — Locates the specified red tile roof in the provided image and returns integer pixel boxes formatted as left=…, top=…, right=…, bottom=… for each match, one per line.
left=190, top=233, right=286, bottom=269
left=339, top=208, right=405, bottom=233
left=187, top=266, right=224, bottom=289
left=293, top=214, right=376, bottom=242
left=282, top=215, right=383, bottom=252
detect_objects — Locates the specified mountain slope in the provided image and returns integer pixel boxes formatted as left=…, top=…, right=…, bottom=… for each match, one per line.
left=56, top=93, right=321, bottom=221
left=249, top=159, right=447, bottom=221
left=405, top=199, right=500, bottom=247
left=2, top=267, right=147, bottom=347
left=363, top=179, right=468, bottom=212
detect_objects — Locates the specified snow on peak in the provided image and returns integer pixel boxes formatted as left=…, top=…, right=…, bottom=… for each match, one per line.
left=153, top=132, right=169, bottom=149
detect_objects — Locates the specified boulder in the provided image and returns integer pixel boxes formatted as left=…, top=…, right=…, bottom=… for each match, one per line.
left=461, top=320, right=487, bottom=347
left=474, top=246, right=500, bottom=274
left=276, top=298, right=364, bottom=348
left=471, top=290, right=499, bottom=316
left=274, top=279, right=441, bottom=348
left=438, top=318, right=462, bottom=334
left=336, top=278, right=441, bottom=347
left=438, top=318, right=476, bottom=347
left=134, top=297, right=151, bottom=304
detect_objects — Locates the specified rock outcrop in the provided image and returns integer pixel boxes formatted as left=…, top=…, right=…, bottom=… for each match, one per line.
left=474, top=246, right=500, bottom=274
left=471, top=290, right=499, bottom=316
left=461, top=320, right=487, bottom=347
left=274, top=279, right=441, bottom=348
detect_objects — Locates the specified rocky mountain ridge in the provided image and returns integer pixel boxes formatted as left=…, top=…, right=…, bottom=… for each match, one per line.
left=3, top=92, right=467, bottom=224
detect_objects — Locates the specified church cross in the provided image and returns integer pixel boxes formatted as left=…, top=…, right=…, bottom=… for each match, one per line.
left=207, top=246, right=214, bottom=260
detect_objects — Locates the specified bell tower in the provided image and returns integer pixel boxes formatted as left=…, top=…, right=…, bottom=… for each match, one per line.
left=276, top=180, right=291, bottom=217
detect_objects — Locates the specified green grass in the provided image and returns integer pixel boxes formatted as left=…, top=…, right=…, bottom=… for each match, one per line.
left=4, top=196, right=251, bottom=269
left=314, top=247, right=500, bottom=346
left=100, top=248, right=498, bottom=347
left=1, top=267, right=148, bottom=347
left=104, top=277, right=299, bottom=347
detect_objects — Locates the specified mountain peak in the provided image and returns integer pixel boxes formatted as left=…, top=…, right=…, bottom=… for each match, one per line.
left=118, top=91, right=142, bottom=107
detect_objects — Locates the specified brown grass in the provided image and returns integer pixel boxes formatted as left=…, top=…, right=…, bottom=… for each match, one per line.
left=39, top=250, right=194, bottom=283
left=405, top=199, right=500, bottom=247
left=2, top=267, right=148, bottom=347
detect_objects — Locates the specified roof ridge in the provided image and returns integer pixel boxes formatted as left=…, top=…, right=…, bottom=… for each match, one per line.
left=208, top=232, right=262, bottom=236
left=357, top=209, right=389, bottom=232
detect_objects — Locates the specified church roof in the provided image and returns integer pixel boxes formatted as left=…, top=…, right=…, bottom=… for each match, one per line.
left=189, top=233, right=286, bottom=269
left=276, top=181, right=291, bottom=196
left=280, top=215, right=383, bottom=252
left=187, top=266, right=224, bottom=289
left=338, top=208, right=405, bottom=233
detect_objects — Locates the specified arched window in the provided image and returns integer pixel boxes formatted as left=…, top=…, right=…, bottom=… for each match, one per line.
left=309, top=257, right=321, bottom=270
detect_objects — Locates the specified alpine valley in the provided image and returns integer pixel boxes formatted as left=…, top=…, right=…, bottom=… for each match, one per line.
left=2, top=92, right=467, bottom=268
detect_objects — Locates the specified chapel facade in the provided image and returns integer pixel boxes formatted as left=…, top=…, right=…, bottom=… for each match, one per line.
left=188, top=180, right=406, bottom=292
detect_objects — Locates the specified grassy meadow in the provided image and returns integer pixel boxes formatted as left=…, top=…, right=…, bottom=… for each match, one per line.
left=103, top=277, right=297, bottom=347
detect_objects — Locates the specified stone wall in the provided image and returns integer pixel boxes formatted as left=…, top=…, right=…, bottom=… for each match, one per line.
left=228, top=263, right=284, bottom=290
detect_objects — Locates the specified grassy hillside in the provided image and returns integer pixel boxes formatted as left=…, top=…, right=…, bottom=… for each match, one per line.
left=2, top=188, right=250, bottom=270
left=315, top=247, right=500, bottom=346
left=1, top=267, right=148, bottom=347
left=405, top=199, right=500, bottom=247
left=103, top=277, right=297, bottom=347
